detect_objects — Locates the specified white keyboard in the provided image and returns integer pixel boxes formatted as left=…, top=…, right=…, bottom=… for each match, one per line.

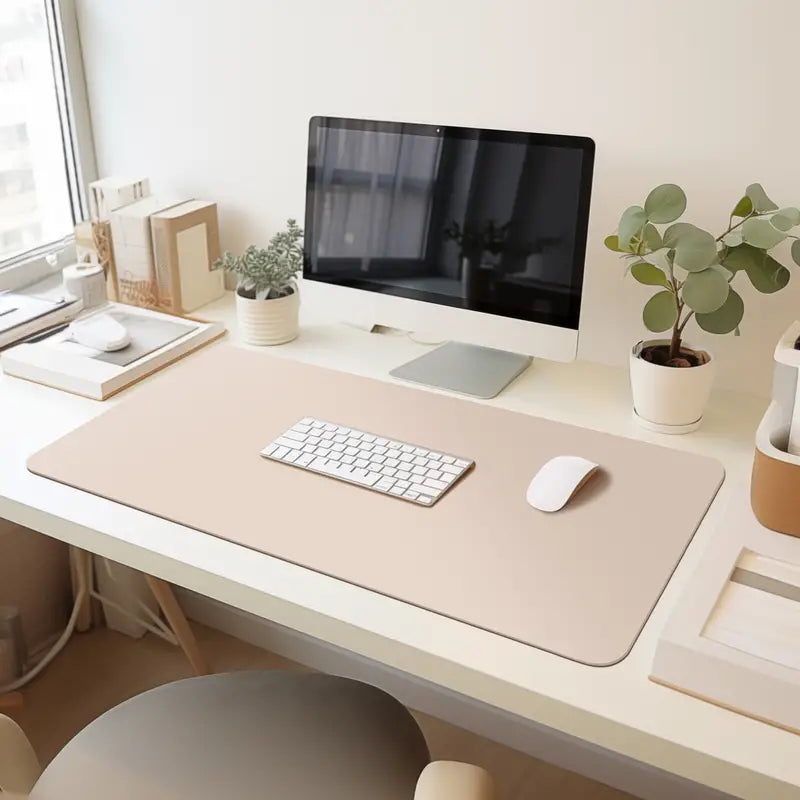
left=261, top=417, right=474, bottom=506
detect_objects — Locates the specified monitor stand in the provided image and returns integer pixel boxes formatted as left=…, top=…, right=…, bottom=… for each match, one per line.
left=389, top=342, right=531, bottom=399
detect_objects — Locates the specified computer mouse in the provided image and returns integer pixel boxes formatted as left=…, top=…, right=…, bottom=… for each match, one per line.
left=69, top=313, right=130, bottom=352
left=526, top=455, right=600, bottom=512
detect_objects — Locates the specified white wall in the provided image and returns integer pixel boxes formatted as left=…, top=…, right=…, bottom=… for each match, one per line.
left=75, top=0, right=800, bottom=394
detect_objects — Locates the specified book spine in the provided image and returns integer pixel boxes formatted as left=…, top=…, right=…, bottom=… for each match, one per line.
left=151, top=219, right=177, bottom=312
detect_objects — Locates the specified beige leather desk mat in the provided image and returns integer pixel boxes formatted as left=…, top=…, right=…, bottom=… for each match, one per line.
left=28, top=345, right=725, bottom=666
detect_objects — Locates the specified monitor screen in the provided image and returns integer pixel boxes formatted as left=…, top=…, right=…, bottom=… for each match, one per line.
left=304, top=117, right=594, bottom=330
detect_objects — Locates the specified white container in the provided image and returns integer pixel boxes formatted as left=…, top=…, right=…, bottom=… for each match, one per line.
left=96, top=558, right=159, bottom=639
left=236, top=287, right=299, bottom=346
left=629, top=339, right=715, bottom=433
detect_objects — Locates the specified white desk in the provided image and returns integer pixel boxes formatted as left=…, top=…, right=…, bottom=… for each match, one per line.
left=0, top=292, right=796, bottom=800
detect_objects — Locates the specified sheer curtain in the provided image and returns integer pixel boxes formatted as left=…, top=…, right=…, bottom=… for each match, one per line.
left=313, top=128, right=442, bottom=270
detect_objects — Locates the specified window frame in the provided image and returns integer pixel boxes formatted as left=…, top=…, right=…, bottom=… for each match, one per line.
left=0, top=0, right=98, bottom=290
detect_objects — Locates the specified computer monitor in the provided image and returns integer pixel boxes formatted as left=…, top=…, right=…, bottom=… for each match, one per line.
left=303, top=116, right=595, bottom=397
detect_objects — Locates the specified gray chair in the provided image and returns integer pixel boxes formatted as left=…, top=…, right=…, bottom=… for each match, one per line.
left=0, top=671, right=495, bottom=799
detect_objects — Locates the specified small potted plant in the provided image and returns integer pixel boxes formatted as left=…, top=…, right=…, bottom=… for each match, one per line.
left=606, top=183, right=800, bottom=432
left=214, top=219, right=303, bottom=346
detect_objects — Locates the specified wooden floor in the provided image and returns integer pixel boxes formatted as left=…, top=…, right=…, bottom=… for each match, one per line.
left=12, top=624, right=635, bottom=799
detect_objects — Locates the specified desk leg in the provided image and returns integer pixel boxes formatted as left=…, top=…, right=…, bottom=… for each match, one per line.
left=68, top=547, right=92, bottom=633
left=144, top=576, right=210, bottom=676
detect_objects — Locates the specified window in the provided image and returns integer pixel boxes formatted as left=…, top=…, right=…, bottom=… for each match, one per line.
left=0, top=0, right=94, bottom=276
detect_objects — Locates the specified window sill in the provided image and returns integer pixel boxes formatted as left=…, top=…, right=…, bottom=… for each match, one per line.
left=0, top=239, right=77, bottom=293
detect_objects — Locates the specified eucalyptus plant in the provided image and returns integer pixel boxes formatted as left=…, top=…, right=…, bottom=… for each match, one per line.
left=606, top=184, right=800, bottom=364
left=213, top=218, right=303, bottom=300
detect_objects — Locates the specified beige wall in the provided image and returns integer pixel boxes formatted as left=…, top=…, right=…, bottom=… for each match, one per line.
left=0, top=520, right=71, bottom=654
left=75, top=0, right=800, bottom=395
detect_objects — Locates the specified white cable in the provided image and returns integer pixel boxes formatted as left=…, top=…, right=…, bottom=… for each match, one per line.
left=0, top=555, right=86, bottom=694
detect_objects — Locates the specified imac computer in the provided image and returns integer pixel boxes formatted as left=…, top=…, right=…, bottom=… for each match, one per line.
left=303, top=116, right=595, bottom=398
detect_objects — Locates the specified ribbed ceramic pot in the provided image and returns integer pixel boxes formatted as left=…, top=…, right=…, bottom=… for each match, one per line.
left=236, top=286, right=299, bottom=346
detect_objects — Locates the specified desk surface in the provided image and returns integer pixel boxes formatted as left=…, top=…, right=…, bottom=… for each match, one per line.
left=0, top=291, right=794, bottom=799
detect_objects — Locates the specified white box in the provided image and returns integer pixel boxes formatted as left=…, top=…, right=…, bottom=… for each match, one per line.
left=110, top=195, right=184, bottom=291
left=88, top=176, right=150, bottom=221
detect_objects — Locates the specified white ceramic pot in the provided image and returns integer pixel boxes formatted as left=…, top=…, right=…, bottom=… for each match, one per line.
left=629, top=339, right=715, bottom=434
left=236, top=287, right=299, bottom=346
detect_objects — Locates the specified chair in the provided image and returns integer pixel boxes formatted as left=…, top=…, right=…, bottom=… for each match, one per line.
left=0, top=671, right=495, bottom=799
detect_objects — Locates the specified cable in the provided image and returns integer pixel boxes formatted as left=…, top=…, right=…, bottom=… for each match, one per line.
left=0, top=555, right=86, bottom=694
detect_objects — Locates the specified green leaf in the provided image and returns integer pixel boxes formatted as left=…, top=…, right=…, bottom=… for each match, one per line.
left=663, top=223, right=718, bottom=271
left=682, top=268, right=730, bottom=313
left=731, top=196, right=753, bottom=218
left=770, top=207, right=800, bottom=231
left=644, top=184, right=687, bottom=224
left=640, top=247, right=672, bottom=272
left=642, top=223, right=662, bottom=251
left=722, top=243, right=791, bottom=293
left=631, top=261, right=670, bottom=287
left=723, top=230, right=743, bottom=247
left=793, top=239, right=800, bottom=267
left=642, top=290, right=678, bottom=332
left=746, top=183, right=778, bottom=213
left=741, top=217, right=787, bottom=249
left=695, top=288, right=745, bottom=334
left=618, top=205, right=647, bottom=249
left=604, top=234, right=626, bottom=253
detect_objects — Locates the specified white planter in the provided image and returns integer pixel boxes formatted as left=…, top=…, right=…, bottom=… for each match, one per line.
left=236, top=287, right=299, bottom=346
left=629, top=339, right=715, bottom=434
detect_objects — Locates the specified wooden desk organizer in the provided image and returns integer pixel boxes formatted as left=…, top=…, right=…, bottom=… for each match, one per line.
left=751, top=321, right=800, bottom=538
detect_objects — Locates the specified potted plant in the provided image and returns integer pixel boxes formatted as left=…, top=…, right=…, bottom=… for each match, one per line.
left=214, top=219, right=303, bottom=346
left=606, top=183, right=800, bottom=432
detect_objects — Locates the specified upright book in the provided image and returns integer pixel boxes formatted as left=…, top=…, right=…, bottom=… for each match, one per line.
left=150, top=200, right=225, bottom=314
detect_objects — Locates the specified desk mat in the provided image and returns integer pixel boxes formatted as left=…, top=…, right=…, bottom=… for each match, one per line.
left=28, top=345, right=724, bottom=666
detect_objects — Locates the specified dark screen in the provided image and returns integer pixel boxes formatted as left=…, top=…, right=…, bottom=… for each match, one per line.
left=304, top=117, right=594, bottom=329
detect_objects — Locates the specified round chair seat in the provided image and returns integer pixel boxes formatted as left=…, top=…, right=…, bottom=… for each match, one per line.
left=31, top=671, right=430, bottom=800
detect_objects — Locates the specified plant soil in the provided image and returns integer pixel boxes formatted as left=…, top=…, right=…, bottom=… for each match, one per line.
left=640, top=344, right=710, bottom=369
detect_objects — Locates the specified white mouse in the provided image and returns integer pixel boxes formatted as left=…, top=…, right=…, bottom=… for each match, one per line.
left=69, top=313, right=130, bottom=352
left=526, top=456, right=600, bottom=512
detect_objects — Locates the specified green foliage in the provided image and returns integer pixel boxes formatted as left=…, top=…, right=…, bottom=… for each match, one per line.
left=213, top=219, right=303, bottom=300
left=605, top=183, right=800, bottom=361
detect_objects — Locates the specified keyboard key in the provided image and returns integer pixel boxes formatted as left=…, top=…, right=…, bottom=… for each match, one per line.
left=371, top=454, right=386, bottom=465
left=308, top=436, right=321, bottom=445
left=355, top=458, right=369, bottom=468
left=333, top=434, right=347, bottom=443
left=273, top=446, right=289, bottom=459
left=299, top=418, right=314, bottom=426
left=417, top=494, right=434, bottom=505
left=441, top=456, right=455, bottom=464
left=284, top=430, right=306, bottom=441
left=282, top=449, right=300, bottom=463
left=315, top=447, right=331, bottom=457
left=455, top=459, right=470, bottom=468
left=321, top=431, right=335, bottom=440
left=375, top=477, right=396, bottom=491
left=373, top=445, right=387, bottom=455
left=261, top=443, right=277, bottom=456
left=385, top=458, right=400, bottom=468
left=428, top=470, right=443, bottom=480
left=331, top=443, right=346, bottom=453
left=375, top=437, right=388, bottom=446
left=412, top=456, right=427, bottom=466
left=413, top=448, right=428, bottom=456
left=396, top=480, right=411, bottom=490
left=389, top=486, right=405, bottom=495
left=410, top=483, right=433, bottom=495
left=382, top=467, right=397, bottom=477
left=346, top=438, right=361, bottom=448
left=423, top=477, right=447, bottom=491
left=349, top=431, right=363, bottom=440
left=411, top=466, right=426, bottom=476
left=399, top=453, right=414, bottom=463
left=361, top=443, right=374, bottom=452
left=310, top=420, right=324, bottom=428
left=404, top=490, right=419, bottom=500
left=323, top=423, right=336, bottom=431
left=341, top=455, right=356, bottom=465
left=387, top=449, right=401, bottom=459
left=362, top=434, right=376, bottom=443
left=296, top=453, right=315, bottom=467
left=440, top=463, right=461, bottom=475
left=397, top=470, right=412, bottom=481
left=401, top=445, right=414, bottom=453
left=328, top=452, right=342, bottom=461
left=427, top=452, right=442, bottom=460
